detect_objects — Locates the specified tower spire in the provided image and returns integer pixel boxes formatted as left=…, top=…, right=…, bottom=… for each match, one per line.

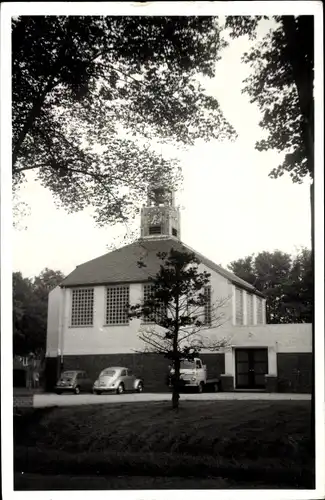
left=140, top=183, right=180, bottom=239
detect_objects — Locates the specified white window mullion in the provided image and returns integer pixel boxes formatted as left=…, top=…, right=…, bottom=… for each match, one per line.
left=232, top=285, right=236, bottom=326
left=253, top=295, right=257, bottom=325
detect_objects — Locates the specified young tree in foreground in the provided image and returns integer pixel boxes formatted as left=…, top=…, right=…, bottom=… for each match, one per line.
left=12, top=16, right=235, bottom=225
left=129, top=249, right=228, bottom=410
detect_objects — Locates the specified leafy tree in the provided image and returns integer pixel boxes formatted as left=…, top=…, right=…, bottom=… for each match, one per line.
left=33, top=268, right=65, bottom=299
left=282, top=248, right=313, bottom=323
left=225, top=16, right=314, bottom=183
left=13, top=272, right=34, bottom=355
left=225, top=15, right=314, bottom=263
left=228, top=248, right=313, bottom=323
left=225, top=16, right=315, bottom=447
left=129, top=249, right=228, bottom=409
left=13, top=268, right=65, bottom=355
left=12, top=16, right=235, bottom=225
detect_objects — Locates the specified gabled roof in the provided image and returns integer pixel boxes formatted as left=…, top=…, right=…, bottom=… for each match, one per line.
left=61, top=237, right=265, bottom=297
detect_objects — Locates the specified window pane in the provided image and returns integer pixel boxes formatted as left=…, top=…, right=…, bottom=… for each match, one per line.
left=236, top=362, right=249, bottom=374
left=236, top=350, right=249, bottom=362
left=254, top=350, right=268, bottom=362
left=237, top=374, right=249, bottom=386
left=253, top=362, right=268, bottom=374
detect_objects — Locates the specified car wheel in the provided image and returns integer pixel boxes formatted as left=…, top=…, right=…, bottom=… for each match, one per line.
left=55, top=391, right=62, bottom=395
left=136, top=382, right=144, bottom=393
left=116, top=383, right=124, bottom=395
left=197, top=383, right=204, bottom=394
left=74, top=386, right=80, bottom=395
left=213, top=382, right=219, bottom=393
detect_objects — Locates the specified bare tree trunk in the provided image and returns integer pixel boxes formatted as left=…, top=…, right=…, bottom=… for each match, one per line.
left=172, top=358, right=180, bottom=410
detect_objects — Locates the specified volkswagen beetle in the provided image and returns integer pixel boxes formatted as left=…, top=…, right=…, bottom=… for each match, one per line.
left=55, top=370, right=92, bottom=394
left=93, top=367, right=144, bottom=395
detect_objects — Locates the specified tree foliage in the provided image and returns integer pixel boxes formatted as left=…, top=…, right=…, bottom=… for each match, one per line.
left=13, top=268, right=65, bottom=355
left=225, top=15, right=314, bottom=183
left=129, top=249, right=228, bottom=409
left=12, top=16, right=235, bottom=225
left=228, top=248, right=313, bottom=324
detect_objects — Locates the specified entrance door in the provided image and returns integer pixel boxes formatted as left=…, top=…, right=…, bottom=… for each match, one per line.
left=235, top=348, right=268, bottom=389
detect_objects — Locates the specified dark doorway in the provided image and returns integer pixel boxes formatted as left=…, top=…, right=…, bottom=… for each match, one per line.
left=235, top=348, right=268, bottom=389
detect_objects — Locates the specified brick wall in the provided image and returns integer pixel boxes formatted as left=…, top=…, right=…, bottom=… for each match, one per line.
left=61, top=352, right=225, bottom=393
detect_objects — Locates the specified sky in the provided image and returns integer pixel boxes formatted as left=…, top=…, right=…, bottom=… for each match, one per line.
left=12, top=19, right=311, bottom=279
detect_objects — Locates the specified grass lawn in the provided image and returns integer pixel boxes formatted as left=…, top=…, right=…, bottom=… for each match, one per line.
left=14, top=400, right=314, bottom=490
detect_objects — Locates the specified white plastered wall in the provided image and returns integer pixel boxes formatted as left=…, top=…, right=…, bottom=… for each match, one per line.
left=46, top=286, right=64, bottom=357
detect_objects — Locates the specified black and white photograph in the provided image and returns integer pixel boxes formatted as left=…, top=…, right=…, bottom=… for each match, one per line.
left=1, top=1, right=324, bottom=498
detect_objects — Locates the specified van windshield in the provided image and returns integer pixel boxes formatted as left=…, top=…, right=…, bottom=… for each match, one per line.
left=180, top=361, right=195, bottom=370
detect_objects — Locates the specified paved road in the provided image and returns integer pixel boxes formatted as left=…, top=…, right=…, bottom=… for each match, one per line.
left=33, top=391, right=311, bottom=407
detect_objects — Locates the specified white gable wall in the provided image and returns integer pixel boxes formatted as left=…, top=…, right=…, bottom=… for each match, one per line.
left=59, top=265, right=233, bottom=355
left=46, top=286, right=64, bottom=357
left=199, top=262, right=233, bottom=326
left=46, top=266, right=310, bottom=359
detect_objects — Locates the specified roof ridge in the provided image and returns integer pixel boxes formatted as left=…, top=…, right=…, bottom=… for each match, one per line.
left=178, top=240, right=264, bottom=297
left=61, top=236, right=264, bottom=297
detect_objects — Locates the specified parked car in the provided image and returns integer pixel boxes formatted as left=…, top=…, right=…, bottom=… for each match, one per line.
left=93, top=367, right=144, bottom=395
left=55, top=370, right=93, bottom=394
left=168, top=358, right=221, bottom=393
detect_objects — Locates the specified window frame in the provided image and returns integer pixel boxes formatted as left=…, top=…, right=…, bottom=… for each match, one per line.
left=105, top=285, right=130, bottom=326
left=142, top=283, right=167, bottom=325
left=203, top=285, right=212, bottom=326
left=70, top=287, right=94, bottom=327
left=149, top=225, right=162, bottom=235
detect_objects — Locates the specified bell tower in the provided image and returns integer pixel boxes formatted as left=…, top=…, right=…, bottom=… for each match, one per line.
left=140, top=184, right=181, bottom=239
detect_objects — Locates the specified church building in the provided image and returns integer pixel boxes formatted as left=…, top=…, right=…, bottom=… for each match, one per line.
left=46, top=185, right=312, bottom=393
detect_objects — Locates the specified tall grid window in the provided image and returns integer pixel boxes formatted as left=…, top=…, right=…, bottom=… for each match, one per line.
left=257, top=297, right=264, bottom=324
left=106, top=286, right=129, bottom=325
left=247, top=293, right=254, bottom=325
left=142, top=284, right=166, bottom=324
left=71, top=288, right=94, bottom=327
left=204, top=285, right=212, bottom=326
left=235, top=287, right=244, bottom=325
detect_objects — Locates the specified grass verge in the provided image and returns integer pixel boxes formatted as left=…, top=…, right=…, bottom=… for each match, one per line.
left=14, top=400, right=314, bottom=489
